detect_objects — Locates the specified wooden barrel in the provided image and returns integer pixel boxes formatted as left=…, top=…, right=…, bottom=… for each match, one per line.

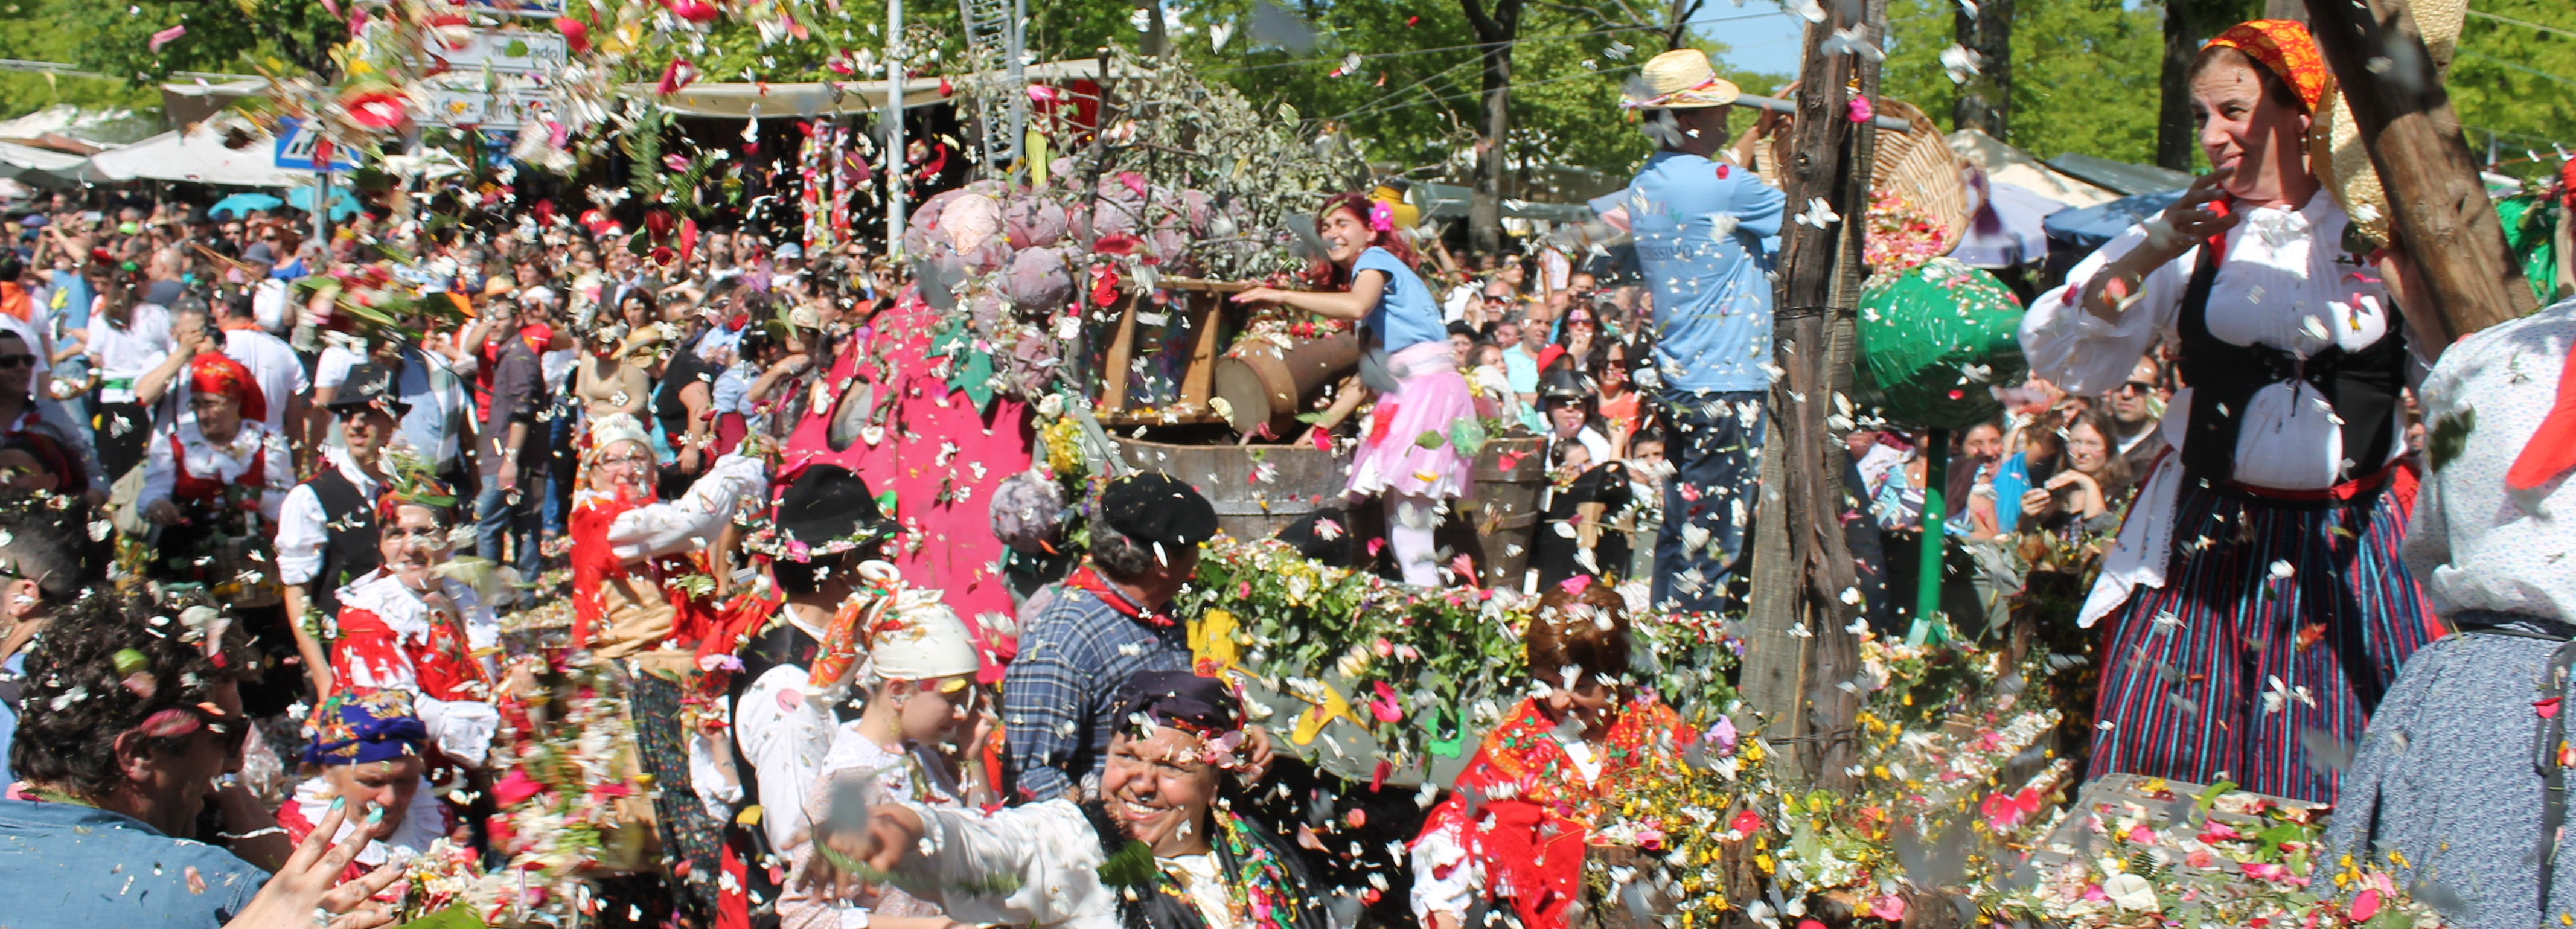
left=1211, top=333, right=1361, bottom=438
left=1111, top=437, right=1350, bottom=541
left=1465, top=435, right=1545, bottom=590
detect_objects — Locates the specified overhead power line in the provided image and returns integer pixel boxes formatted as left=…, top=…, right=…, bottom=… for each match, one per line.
left=2466, top=8, right=2576, bottom=42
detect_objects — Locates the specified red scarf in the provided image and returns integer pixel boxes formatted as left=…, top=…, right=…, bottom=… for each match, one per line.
left=1061, top=564, right=1175, bottom=628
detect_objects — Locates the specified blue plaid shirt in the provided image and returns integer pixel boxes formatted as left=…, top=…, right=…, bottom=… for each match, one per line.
left=1000, top=581, right=1191, bottom=800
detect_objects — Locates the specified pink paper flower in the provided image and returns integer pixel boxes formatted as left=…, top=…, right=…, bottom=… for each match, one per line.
left=2350, top=888, right=2382, bottom=921
left=1847, top=95, right=1876, bottom=124
left=1870, top=895, right=1906, bottom=921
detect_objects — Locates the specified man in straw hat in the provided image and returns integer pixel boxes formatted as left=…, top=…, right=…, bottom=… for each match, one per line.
left=1610, top=48, right=1785, bottom=614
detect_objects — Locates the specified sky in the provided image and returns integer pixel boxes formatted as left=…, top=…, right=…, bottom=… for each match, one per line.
left=1694, top=2, right=1817, bottom=78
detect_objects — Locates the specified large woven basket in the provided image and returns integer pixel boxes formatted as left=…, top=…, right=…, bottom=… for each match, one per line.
left=1751, top=95, right=1971, bottom=269
left=1869, top=98, right=1973, bottom=261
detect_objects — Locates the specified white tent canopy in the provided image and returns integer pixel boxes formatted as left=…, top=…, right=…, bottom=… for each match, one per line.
left=84, top=122, right=317, bottom=188
left=1946, top=129, right=2120, bottom=209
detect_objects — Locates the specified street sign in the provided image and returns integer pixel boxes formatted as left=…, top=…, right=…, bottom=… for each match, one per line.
left=423, top=81, right=552, bottom=129
left=424, top=27, right=569, bottom=74
left=272, top=118, right=361, bottom=171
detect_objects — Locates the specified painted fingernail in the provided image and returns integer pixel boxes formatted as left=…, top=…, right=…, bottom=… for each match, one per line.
left=330, top=796, right=345, bottom=812
left=364, top=805, right=385, bottom=825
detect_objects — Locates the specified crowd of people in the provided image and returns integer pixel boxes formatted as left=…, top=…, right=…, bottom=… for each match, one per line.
left=0, top=19, right=2571, bottom=929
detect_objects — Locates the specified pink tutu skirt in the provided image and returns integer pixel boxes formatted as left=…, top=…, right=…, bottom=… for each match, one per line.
left=1345, top=340, right=1477, bottom=500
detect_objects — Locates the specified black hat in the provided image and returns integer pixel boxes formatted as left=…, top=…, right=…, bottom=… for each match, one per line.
left=1099, top=472, right=1218, bottom=548
left=772, top=464, right=895, bottom=560
left=1539, top=368, right=1591, bottom=404
left=1113, top=671, right=1244, bottom=738
left=324, top=363, right=413, bottom=417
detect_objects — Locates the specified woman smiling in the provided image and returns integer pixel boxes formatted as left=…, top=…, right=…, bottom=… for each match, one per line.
left=801, top=671, right=1325, bottom=929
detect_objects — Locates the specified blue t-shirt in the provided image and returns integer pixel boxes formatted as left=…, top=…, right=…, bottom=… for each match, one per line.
left=1354, top=247, right=1445, bottom=352
left=1625, top=152, right=1786, bottom=392
left=0, top=799, right=267, bottom=926
left=1992, top=452, right=2033, bottom=531
left=46, top=275, right=92, bottom=330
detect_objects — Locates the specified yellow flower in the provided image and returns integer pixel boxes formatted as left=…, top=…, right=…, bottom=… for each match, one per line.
left=1756, top=854, right=1774, bottom=875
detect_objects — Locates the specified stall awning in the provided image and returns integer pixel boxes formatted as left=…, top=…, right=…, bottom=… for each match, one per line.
left=2045, top=153, right=2193, bottom=197
left=1946, top=130, right=2120, bottom=209
left=83, top=123, right=315, bottom=188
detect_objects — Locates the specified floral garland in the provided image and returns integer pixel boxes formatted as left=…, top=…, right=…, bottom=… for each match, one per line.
left=1157, top=808, right=1305, bottom=929
left=1181, top=537, right=1741, bottom=769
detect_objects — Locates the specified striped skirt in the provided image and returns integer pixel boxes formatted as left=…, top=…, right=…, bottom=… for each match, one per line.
left=2086, top=470, right=2437, bottom=802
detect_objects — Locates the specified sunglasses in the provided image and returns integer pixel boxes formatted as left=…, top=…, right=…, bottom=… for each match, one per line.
left=2117, top=380, right=2156, bottom=395
left=0, top=354, right=35, bottom=369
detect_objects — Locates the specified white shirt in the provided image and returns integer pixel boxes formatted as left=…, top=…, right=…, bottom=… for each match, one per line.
left=2021, top=195, right=2411, bottom=627
left=251, top=279, right=291, bottom=333
left=140, top=418, right=293, bottom=524
left=885, top=799, right=1123, bottom=929
left=275, top=446, right=386, bottom=586
left=733, top=608, right=843, bottom=852
left=2406, top=296, right=2576, bottom=623
left=222, top=326, right=312, bottom=432
left=86, top=303, right=172, bottom=403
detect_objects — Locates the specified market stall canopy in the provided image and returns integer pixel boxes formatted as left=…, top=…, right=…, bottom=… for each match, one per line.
left=83, top=121, right=316, bottom=188
left=2045, top=153, right=2193, bottom=197
left=644, top=57, right=1148, bottom=118
left=0, top=104, right=161, bottom=150
left=1946, top=129, right=2118, bottom=209
left=0, top=141, right=86, bottom=187
left=163, top=78, right=273, bottom=129
left=1952, top=182, right=2069, bottom=269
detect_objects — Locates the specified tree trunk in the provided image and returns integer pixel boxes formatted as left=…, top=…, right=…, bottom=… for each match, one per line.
left=1461, top=0, right=1523, bottom=256
left=1666, top=0, right=1706, bottom=49
left=2155, top=0, right=2199, bottom=171
left=1767, top=0, right=1873, bottom=793
left=2301, top=0, right=2537, bottom=342
left=1139, top=0, right=1170, bottom=58
left=1952, top=0, right=2012, bottom=137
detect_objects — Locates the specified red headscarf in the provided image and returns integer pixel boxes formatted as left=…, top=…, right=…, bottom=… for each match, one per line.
left=190, top=352, right=267, bottom=423
left=2202, top=19, right=2329, bottom=113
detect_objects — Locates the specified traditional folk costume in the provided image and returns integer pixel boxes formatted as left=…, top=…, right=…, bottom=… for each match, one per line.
left=567, top=413, right=768, bottom=658
left=276, top=689, right=452, bottom=883
left=709, top=464, right=898, bottom=929
left=1409, top=695, right=1689, bottom=929
left=276, top=364, right=413, bottom=615
left=327, top=567, right=506, bottom=768
left=875, top=672, right=1326, bottom=929
left=142, top=352, right=299, bottom=715
left=2319, top=296, right=2576, bottom=928
left=2017, top=20, right=2435, bottom=802
left=778, top=586, right=985, bottom=929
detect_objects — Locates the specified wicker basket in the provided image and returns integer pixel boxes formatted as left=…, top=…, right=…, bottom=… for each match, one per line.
left=1869, top=98, right=1972, bottom=261
left=1748, top=95, right=1971, bottom=268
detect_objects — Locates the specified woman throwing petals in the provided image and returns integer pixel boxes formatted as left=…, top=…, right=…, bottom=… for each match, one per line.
left=1234, top=193, right=1474, bottom=588
left=2015, top=19, right=2437, bottom=802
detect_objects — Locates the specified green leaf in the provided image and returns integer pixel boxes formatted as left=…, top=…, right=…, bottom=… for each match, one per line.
left=2428, top=409, right=2475, bottom=473
left=1413, top=429, right=1446, bottom=450
left=2194, top=781, right=2238, bottom=811
left=1097, top=838, right=1157, bottom=888
left=504, top=39, right=529, bottom=57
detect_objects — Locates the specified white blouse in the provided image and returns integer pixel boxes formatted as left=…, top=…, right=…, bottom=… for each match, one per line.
left=2405, top=297, right=2576, bottom=624
left=2019, top=195, right=2414, bottom=627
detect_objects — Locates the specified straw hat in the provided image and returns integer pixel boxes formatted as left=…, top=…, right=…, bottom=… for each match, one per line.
left=1623, top=49, right=1739, bottom=110
left=2310, top=0, right=2466, bottom=244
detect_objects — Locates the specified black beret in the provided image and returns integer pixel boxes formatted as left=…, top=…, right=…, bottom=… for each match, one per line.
left=1113, top=671, right=1242, bottom=737
left=1099, top=471, right=1218, bottom=548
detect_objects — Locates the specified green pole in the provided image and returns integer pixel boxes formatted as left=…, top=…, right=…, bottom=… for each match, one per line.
left=1908, top=429, right=1949, bottom=645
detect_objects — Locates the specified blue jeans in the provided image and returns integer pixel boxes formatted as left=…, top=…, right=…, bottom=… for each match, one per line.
left=1651, top=389, right=1766, bottom=613
left=476, top=479, right=542, bottom=582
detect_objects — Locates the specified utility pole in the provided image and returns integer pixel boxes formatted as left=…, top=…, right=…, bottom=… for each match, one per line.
left=1763, top=0, right=1875, bottom=791
left=1952, top=0, right=2010, bottom=137
left=886, top=0, right=907, bottom=257
left=2302, top=0, right=2536, bottom=343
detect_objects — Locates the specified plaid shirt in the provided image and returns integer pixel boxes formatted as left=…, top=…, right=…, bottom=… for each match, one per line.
left=1000, top=583, right=1191, bottom=801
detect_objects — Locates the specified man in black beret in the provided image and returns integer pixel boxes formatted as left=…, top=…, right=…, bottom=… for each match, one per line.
left=1001, top=471, right=1263, bottom=802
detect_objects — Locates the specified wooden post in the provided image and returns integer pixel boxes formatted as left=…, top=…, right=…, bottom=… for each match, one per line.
left=2302, top=0, right=2539, bottom=343
left=1766, top=0, right=1874, bottom=791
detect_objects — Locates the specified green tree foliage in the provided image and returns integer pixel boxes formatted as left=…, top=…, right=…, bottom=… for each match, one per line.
left=1880, top=0, right=2163, bottom=165
left=2446, top=1, right=2576, bottom=184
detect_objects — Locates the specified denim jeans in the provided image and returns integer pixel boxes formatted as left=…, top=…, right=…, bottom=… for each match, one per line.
left=476, top=479, right=542, bottom=581
left=1651, top=389, right=1767, bottom=613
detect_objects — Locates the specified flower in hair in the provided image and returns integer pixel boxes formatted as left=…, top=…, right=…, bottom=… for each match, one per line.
left=1367, top=200, right=1395, bottom=232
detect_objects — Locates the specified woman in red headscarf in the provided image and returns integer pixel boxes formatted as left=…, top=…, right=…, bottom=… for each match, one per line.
left=140, top=351, right=301, bottom=715
left=2016, top=19, right=2436, bottom=802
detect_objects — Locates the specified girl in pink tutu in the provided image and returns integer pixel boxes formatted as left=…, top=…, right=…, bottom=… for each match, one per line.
left=1234, top=193, right=1475, bottom=586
